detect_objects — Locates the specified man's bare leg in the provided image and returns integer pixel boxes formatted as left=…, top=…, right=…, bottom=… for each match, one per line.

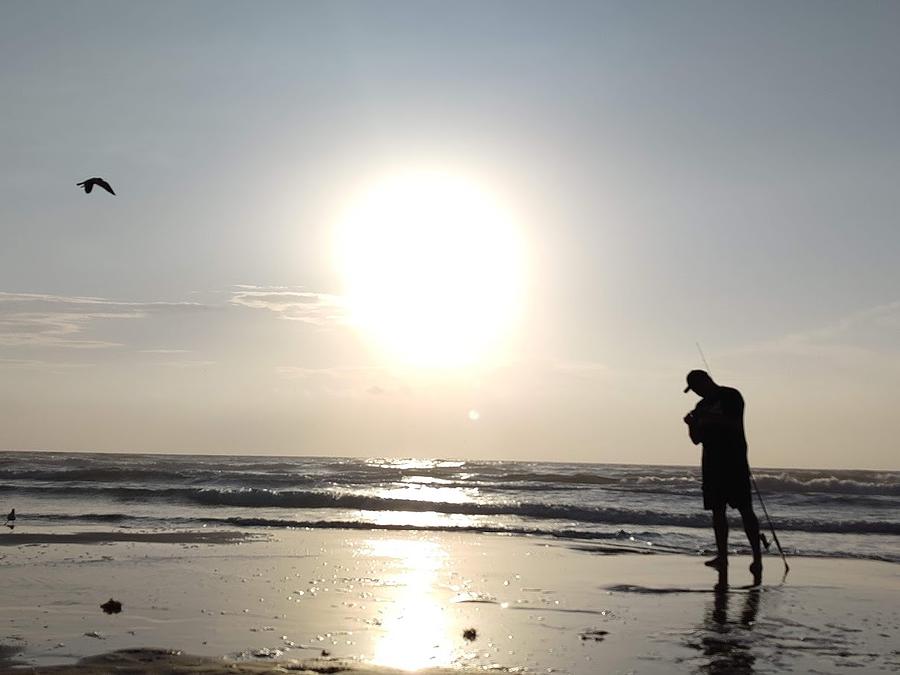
left=710, top=507, right=729, bottom=588
left=738, top=504, right=763, bottom=584
left=711, top=506, right=728, bottom=565
left=716, top=563, right=728, bottom=590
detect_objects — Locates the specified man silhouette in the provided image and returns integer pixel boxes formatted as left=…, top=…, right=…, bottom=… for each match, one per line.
left=683, top=370, right=762, bottom=585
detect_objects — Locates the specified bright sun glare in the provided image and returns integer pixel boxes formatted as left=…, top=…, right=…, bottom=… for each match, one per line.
left=334, top=170, right=526, bottom=368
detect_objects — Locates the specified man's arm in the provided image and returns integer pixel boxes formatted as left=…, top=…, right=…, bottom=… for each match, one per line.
left=684, top=412, right=703, bottom=445
left=696, top=390, right=743, bottom=431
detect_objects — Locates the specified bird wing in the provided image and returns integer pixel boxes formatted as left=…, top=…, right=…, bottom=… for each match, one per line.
left=96, top=179, right=116, bottom=195
left=84, top=182, right=94, bottom=193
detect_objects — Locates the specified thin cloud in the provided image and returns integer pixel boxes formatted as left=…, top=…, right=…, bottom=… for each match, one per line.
left=0, top=291, right=206, bottom=311
left=0, top=358, right=95, bottom=372
left=726, top=300, right=900, bottom=370
left=230, top=286, right=345, bottom=326
left=0, top=291, right=207, bottom=349
left=275, top=364, right=400, bottom=396
left=275, top=365, right=378, bottom=380
left=553, top=360, right=610, bottom=378
left=799, top=300, right=900, bottom=341
left=152, top=360, right=216, bottom=369
left=0, top=286, right=346, bottom=353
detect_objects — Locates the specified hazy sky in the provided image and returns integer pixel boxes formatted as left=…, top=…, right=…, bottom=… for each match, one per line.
left=1, top=1, right=898, bottom=469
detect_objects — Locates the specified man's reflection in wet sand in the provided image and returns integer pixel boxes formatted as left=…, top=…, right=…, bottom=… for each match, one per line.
left=696, top=585, right=761, bottom=674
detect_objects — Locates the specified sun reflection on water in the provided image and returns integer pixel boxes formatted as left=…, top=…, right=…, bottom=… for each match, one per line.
left=373, top=484, right=476, bottom=504
left=365, top=458, right=466, bottom=471
left=363, top=538, right=454, bottom=671
left=360, top=509, right=485, bottom=529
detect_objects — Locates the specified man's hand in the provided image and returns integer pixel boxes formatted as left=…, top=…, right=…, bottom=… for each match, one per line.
left=694, top=412, right=740, bottom=431
left=685, top=411, right=706, bottom=428
left=684, top=411, right=703, bottom=445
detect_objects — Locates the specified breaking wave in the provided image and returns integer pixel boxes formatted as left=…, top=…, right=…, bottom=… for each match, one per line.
left=6, top=483, right=898, bottom=535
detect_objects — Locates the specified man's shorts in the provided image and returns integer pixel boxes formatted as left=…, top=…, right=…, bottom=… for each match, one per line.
left=702, top=455, right=752, bottom=510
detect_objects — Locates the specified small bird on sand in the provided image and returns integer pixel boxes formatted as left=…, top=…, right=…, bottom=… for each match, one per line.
left=77, top=177, right=116, bottom=195
left=4, top=509, right=14, bottom=529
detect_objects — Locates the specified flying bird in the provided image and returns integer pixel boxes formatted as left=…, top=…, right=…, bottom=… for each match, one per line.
left=77, top=177, right=116, bottom=195
left=4, top=508, right=14, bottom=530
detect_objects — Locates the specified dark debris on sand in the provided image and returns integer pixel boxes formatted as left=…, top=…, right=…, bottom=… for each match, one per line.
left=579, top=629, right=609, bottom=642
left=100, top=598, right=122, bottom=614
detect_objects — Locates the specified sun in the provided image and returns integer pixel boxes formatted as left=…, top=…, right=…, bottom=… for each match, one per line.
left=333, top=170, right=526, bottom=368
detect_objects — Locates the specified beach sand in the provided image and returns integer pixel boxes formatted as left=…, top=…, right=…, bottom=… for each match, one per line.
left=1, top=528, right=898, bottom=674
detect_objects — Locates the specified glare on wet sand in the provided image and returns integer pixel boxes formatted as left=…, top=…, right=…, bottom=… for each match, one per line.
left=362, top=539, right=453, bottom=670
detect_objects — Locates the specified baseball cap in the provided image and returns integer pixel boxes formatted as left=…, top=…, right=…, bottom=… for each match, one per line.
left=684, top=369, right=711, bottom=393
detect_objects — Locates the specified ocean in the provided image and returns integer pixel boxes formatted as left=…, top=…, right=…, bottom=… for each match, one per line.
left=2, top=451, right=897, bottom=564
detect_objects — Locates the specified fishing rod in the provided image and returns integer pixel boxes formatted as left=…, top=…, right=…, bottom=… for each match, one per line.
left=694, top=343, right=790, bottom=577
left=750, top=473, right=789, bottom=575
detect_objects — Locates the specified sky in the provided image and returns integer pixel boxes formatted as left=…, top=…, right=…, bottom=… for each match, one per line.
left=1, top=1, right=898, bottom=469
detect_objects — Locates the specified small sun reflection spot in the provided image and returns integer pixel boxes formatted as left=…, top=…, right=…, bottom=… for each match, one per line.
left=468, top=409, right=481, bottom=422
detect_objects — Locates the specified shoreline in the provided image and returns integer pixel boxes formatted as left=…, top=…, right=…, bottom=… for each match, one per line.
left=3, top=528, right=894, bottom=565
left=0, top=531, right=260, bottom=547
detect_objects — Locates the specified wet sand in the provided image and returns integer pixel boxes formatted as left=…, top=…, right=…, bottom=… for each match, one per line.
left=1, top=528, right=898, bottom=673
left=8, top=648, right=459, bottom=674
